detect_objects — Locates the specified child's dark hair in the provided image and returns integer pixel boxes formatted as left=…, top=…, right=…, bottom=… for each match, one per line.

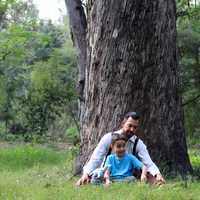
left=111, top=134, right=126, bottom=145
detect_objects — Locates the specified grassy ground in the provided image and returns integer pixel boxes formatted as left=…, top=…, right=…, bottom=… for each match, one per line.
left=0, top=142, right=200, bottom=200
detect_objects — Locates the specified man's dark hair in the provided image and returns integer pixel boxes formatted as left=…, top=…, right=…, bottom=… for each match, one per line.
left=124, top=111, right=140, bottom=120
left=111, top=133, right=127, bottom=145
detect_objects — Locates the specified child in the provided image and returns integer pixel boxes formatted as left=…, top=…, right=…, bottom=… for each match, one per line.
left=104, top=134, right=147, bottom=185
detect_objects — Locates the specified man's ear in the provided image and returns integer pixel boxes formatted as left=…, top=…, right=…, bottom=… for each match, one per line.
left=120, top=119, right=126, bottom=128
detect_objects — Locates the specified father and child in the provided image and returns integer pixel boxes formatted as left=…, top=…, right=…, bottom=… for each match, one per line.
left=90, top=133, right=147, bottom=186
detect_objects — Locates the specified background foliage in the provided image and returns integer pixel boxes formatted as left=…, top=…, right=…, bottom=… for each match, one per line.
left=0, top=0, right=200, bottom=145
left=177, top=0, right=200, bottom=143
left=0, top=0, right=78, bottom=142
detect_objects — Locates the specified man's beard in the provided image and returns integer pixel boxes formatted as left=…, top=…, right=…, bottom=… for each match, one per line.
left=125, top=131, right=134, bottom=140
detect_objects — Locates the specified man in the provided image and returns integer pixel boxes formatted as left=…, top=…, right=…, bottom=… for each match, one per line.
left=76, top=112, right=165, bottom=185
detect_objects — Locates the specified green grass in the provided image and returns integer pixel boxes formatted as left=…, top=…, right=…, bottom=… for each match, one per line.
left=189, top=148, right=200, bottom=168
left=0, top=145, right=70, bottom=171
left=0, top=143, right=200, bottom=200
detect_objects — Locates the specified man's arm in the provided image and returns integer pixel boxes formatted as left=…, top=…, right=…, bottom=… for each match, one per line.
left=83, top=133, right=112, bottom=175
left=76, top=133, right=112, bottom=186
left=135, top=141, right=165, bottom=184
left=140, top=165, right=147, bottom=182
left=136, top=140, right=160, bottom=176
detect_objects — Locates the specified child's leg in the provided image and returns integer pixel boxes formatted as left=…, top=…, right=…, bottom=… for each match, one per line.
left=90, top=168, right=105, bottom=185
left=111, top=176, right=136, bottom=183
left=90, top=176, right=104, bottom=185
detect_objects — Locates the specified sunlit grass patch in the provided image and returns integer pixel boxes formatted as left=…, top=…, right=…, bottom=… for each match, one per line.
left=189, top=148, right=200, bottom=168
left=0, top=144, right=72, bottom=171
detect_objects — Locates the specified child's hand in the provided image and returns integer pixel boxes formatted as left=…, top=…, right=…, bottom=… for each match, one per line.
left=104, top=179, right=111, bottom=187
left=140, top=174, right=147, bottom=182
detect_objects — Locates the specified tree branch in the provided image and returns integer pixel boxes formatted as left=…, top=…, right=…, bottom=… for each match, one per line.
left=176, top=11, right=189, bottom=18
left=67, top=105, right=80, bottom=134
left=182, top=94, right=200, bottom=107
left=0, top=50, right=12, bottom=62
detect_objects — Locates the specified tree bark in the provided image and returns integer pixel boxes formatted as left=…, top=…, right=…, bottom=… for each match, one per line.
left=69, top=0, right=193, bottom=175
left=65, top=0, right=87, bottom=101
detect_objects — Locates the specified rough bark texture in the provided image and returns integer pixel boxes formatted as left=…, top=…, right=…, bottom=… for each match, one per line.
left=65, top=0, right=87, bottom=101
left=70, top=0, right=192, bottom=175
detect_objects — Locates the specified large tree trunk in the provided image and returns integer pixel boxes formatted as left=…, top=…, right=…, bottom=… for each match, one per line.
left=68, top=0, right=193, bottom=175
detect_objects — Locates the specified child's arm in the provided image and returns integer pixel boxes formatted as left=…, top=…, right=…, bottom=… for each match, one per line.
left=103, top=155, right=112, bottom=186
left=104, top=169, right=111, bottom=185
left=140, top=165, right=147, bottom=182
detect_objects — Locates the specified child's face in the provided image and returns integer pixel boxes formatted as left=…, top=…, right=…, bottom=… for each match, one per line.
left=113, top=139, right=126, bottom=158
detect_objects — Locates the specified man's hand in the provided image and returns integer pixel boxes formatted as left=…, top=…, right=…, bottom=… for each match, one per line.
left=75, top=173, right=90, bottom=186
left=140, top=174, right=147, bottom=182
left=155, top=173, right=165, bottom=185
